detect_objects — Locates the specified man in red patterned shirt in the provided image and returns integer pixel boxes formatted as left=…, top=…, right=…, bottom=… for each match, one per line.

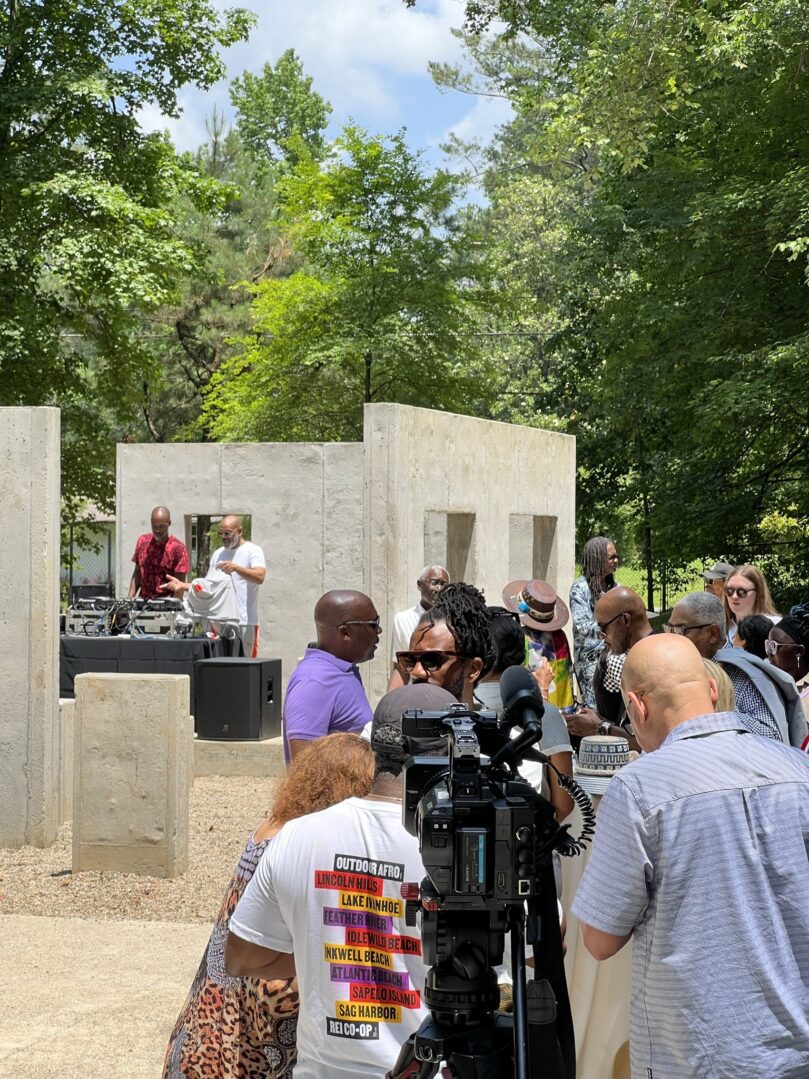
left=128, top=506, right=190, bottom=600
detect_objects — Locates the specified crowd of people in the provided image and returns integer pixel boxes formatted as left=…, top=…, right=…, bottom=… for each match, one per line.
left=160, top=535, right=809, bottom=1079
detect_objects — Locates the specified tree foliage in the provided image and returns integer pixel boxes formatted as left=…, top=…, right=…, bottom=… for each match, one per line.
left=129, top=51, right=334, bottom=444
left=206, top=126, right=496, bottom=441
left=426, top=5, right=809, bottom=585
left=230, top=49, right=332, bottom=168
left=131, top=116, right=295, bottom=444
left=0, top=0, right=253, bottom=510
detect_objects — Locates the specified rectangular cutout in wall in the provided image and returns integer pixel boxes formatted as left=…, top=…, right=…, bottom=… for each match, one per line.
left=186, top=514, right=253, bottom=578
left=509, top=514, right=558, bottom=584
left=423, top=511, right=477, bottom=584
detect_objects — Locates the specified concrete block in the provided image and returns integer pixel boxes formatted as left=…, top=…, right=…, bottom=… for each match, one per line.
left=59, top=699, right=75, bottom=823
left=73, top=673, right=192, bottom=878
left=0, top=407, right=61, bottom=848
left=193, top=735, right=286, bottom=778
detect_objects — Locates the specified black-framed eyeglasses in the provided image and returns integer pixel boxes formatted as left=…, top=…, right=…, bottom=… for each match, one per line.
left=396, top=649, right=469, bottom=673
left=597, top=612, right=627, bottom=638
left=725, top=586, right=755, bottom=599
left=664, top=621, right=713, bottom=636
left=338, top=617, right=381, bottom=630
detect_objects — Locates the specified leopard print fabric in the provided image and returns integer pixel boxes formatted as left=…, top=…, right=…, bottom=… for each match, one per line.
left=163, top=836, right=299, bottom=1078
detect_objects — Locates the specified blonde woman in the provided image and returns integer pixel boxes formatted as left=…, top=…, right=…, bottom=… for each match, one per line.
left=724, top=564, right=780, bottom=647
left=163, top=734, right=375, bottom=1079
left=703, top=658, right=737, bottom=713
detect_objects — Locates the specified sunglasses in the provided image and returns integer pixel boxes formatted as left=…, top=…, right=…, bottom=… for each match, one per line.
left=597, top=611, right=628, bottom=638
left=725, top=586, right=756, bottom=599
left=339, top=617, right=381, bottom=630
left=664, top=622, right=713, bottom=636
left=396, top=649, right=469, bottom=673
left=764, top=638, right=802, bottom=656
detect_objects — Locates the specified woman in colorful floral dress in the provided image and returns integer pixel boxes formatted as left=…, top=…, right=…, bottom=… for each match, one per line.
left=163, top=733, right=375, bottom=1079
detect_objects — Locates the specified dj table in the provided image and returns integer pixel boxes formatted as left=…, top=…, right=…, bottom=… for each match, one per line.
left=59, top=636, right=241, bottom=708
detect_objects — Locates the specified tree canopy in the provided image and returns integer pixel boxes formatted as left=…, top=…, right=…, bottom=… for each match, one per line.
left=205, top=126, right=496, bottom=441
left=0, top=0, right=253, bottom=509
left=424, top=3, right=809, bottom=591
left=230, top=49, right=332, bottom=168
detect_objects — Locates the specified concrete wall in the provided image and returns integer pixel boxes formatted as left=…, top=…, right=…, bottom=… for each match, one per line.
left=0, top=407, right=61, bottom=847
left=363, top=404, right=576, bottom=702
left=59, top=699, right=75, bottom=823
left=73, top=673, right=192, bottom=877
left=116, top=408, right=575, bottom=709
left=116, top=442, right=364, bottom=690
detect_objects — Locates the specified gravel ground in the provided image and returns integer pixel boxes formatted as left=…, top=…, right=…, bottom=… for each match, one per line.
left=0, top=776, right=279, bottom=923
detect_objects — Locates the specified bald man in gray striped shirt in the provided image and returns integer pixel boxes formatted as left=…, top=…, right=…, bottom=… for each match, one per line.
left=573, top=634, right=809, bottom=1078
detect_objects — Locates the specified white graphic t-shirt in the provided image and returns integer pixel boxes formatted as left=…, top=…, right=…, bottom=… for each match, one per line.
left=231, top=797, right=428, bottom=1079
left=209, top=540, right=265, bottom=625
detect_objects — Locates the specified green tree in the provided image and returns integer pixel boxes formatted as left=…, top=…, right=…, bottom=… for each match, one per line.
left=133, top=114, right=296, bottom=443
left=230, top=49, right=332, bottom=168
left=428, top=9, right=809, bottom=586
left=0, top=0, right=254, bottom=510
left=206, top=126, right=496, bottom=441
left=133, top=52, right=333, bottom=444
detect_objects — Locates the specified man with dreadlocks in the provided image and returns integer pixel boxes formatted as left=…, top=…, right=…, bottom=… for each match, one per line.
left=393, top=581, right=494, bottom=704
left=569, top=536, right=619, bottom=706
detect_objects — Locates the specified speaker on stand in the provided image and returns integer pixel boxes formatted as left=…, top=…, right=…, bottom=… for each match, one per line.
left=194, top=657, right=282, bottom=740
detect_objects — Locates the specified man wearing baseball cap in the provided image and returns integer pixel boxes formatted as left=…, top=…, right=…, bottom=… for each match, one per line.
left=703, top=561, right=735, bottom=598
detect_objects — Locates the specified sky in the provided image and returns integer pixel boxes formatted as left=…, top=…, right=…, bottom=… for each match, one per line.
left=139, top=0, right=512, bottom=170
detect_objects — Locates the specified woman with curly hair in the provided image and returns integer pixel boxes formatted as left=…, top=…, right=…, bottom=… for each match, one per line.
left=163, top=733, right=375, bottom=1079
left=568, top=536, right=619, bottom=706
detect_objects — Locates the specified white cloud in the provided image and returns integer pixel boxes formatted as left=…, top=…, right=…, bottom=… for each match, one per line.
left=137, top=96, right=210, bottom=151
left=439, top=92, right=514, bottom=148
left=140, top=0, right=471, bottom=149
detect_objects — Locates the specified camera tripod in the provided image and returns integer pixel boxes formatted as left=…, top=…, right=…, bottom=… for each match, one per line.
left=386, top=862, right=575, bottom=1079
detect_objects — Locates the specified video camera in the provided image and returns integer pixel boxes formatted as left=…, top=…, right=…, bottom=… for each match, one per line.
left=388, top=666, right=593, bottom=1079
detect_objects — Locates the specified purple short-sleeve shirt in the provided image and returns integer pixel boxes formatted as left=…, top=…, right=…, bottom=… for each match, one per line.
left=282, top=647, right=372, bottom=762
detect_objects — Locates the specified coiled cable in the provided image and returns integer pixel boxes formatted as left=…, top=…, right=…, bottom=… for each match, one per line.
left=547, top=766, right=597, bottom=857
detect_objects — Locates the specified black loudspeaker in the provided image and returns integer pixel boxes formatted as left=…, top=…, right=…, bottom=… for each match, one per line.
left=194, top=657, right=282, bottom=740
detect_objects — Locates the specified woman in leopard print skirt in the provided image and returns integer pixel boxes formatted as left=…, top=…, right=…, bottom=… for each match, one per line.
left=163, top=733, right=375, bottom=1078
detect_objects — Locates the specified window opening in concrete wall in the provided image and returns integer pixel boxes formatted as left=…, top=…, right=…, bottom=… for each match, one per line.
left=63, top=521, right=116, bottom=604
left=187, top=514, right=253, bottom=578
left=508, top=514, right=558, bottom=583
left=423, top=512, right=477, bottom=585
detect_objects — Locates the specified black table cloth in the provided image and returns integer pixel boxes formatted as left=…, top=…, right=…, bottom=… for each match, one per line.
left=59, top=635, right=235, bottom=706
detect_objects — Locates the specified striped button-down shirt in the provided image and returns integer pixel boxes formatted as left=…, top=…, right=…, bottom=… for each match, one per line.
left=573, top=711, right=809, bottom=1078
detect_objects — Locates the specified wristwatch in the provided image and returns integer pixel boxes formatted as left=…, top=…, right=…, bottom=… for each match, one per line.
left=597, top=719, right=613, bottom=736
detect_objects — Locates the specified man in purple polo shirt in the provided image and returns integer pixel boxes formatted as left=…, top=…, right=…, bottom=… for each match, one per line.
left=283, top=589, right=381, bottom=762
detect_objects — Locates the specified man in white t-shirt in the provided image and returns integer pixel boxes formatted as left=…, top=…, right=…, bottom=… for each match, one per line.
left=388, top=564, right=450, bottom=690
left=163, top=515, right=266, bottom=657
left=226, top=692, right=432, bottom=1079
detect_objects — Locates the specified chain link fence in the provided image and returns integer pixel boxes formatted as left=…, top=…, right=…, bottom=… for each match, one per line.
left=62, top=522, right=115, bottom=605
left=617, top=562, right=708, bottom=614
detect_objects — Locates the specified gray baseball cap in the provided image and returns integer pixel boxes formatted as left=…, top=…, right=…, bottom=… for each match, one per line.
left=703, top=561, right=735, bottom=582
left=370, top=683, right=457, bottom=769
